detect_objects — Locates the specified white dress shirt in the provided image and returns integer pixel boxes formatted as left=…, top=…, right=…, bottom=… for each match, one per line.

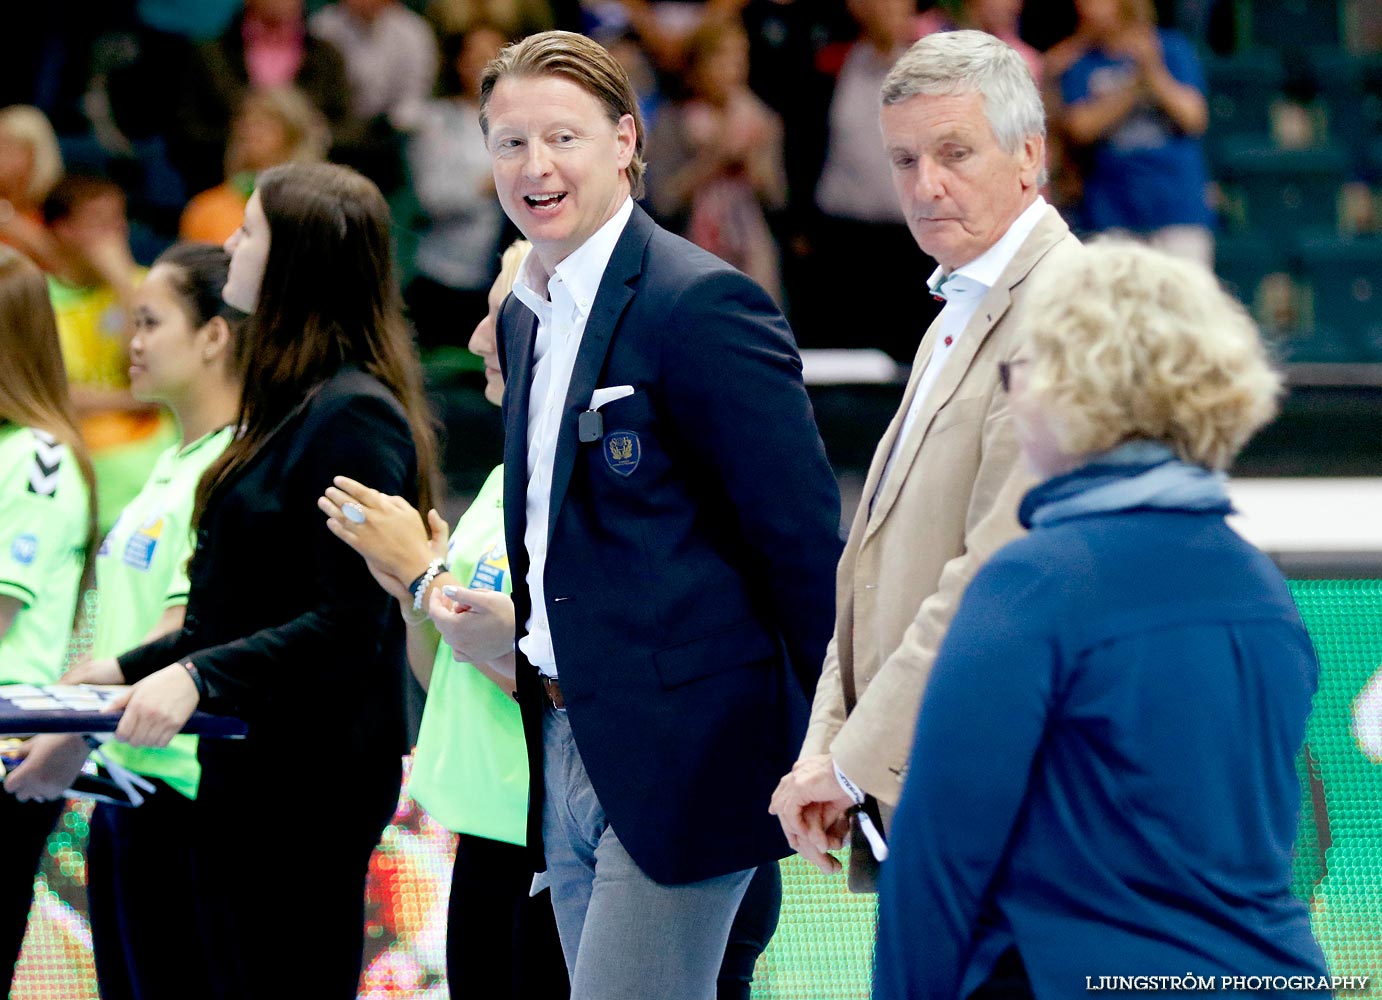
left=873, top=196, right=1049, bottom=501
left=511, top=197, right=635, bottom=678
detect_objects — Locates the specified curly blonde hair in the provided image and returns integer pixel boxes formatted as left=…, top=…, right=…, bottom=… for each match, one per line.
left=1018, top=240, right=1281, bottom=471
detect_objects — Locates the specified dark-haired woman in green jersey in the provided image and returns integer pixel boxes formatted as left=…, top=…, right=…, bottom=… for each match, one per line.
left=6, top=242, right=242, bottom=1000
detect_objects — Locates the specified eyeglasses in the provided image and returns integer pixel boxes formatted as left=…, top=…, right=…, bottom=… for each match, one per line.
left=997, top=358, right=1029, bottom=394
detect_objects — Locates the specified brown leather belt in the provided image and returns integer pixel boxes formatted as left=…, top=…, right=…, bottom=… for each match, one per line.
left=540, top=674, right=565, bottom=710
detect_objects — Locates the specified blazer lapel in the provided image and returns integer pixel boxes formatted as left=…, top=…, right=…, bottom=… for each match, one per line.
left=545, top=205, right=653, bottom=545
left=864, top=206, right=1071, bottom=537
left=501, top=300, right=538, bottom=568
left=855, top=327, right=939, bottom=533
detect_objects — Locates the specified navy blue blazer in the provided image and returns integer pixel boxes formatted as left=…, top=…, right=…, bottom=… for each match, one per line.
left=497, top=204, right=842, bottom=885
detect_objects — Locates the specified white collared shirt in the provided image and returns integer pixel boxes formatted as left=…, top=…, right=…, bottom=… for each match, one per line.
left=511, top=197, right=635, bottom=677
left=873, top=196, right=1049, bottom=501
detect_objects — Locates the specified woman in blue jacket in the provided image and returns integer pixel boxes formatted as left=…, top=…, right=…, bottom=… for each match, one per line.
left=874, top=240, right=1330, bottom=999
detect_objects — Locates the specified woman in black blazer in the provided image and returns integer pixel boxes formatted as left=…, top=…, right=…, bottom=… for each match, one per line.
left=75, top=162, right=440, bottom=999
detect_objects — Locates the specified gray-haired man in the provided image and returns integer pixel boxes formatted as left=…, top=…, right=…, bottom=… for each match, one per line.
left=771, top=29, right=1083, bottom=889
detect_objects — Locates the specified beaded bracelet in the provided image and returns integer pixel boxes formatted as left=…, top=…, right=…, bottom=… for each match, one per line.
left=410, top=559, right=447, bottom=613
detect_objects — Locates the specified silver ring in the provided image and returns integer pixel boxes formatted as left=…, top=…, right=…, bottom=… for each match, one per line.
left=342, top=502, right=367, bottom=525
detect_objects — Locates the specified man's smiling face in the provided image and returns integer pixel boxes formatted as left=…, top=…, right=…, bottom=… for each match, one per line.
left=485, top=73, right=636, bottom=273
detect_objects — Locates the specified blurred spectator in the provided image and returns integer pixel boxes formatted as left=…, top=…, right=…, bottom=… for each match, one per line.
left=916, top=0, right=1041, bottom=79
left=43, top=174, right=172, bottom=532
left=600, top=28, right=666, bottom=131
left=134, top=0, right=242, bottom=40
left=738, top=0, right=839, bottom=313
left=171, top=0, right=354, bottom=196
left=405, top=26, right=507, bottom=352
left=1048, top=0, right=1213, bottom=267
left=0, top=3, right=126, bottom=134
left=0, top=106, right=63, bottom=270
left=179, top=86, right=329, bottom=244
left=808, top=0, right=939, bottom=359
left=648, top=19, right=786, bottom=300
left=310, top=0, right=440, bottom=132
left=426, top=0, right=559, bottom=39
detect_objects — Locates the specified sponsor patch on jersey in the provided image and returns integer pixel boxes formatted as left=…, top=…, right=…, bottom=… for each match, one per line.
left=122, top=516, right=165, bottom=572
left=10, top=534, right=38, bottom=566
left=603, top=431, right=640, bottom=477
left=468, top=541, right=508, bottom=593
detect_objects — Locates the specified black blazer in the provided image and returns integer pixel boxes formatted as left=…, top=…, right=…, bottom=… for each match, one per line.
left=499, top=204, right=843, bottom=884
left=119, top=368, right=418, bottom=796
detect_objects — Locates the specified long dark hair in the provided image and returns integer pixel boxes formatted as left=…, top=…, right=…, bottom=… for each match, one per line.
left=193, top=163, right=439, bottom=524
left=0, top=246, right=99, bottom=599
left=152, top=242, right=245, bottom=336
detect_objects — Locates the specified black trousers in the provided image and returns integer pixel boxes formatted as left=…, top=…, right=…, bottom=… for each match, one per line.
left=443, top=839, right=782, bottom=1000
left=717, top=862, right=783, bottom=1000
left=447, top=832, right=569, bottom=999
left=87, top=783, right=210, bottom=1000
left=0, top=794, right=63, bottom=996
left=189, top=757, right=404, bottom=1000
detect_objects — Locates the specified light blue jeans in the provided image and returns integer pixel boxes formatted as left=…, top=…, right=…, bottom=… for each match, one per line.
left=539, top=704, right=754, bottom=1000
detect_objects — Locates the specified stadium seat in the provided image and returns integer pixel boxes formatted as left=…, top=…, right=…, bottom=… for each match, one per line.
left=1249, top=0, right=1341, bottom=50
left=1205, top=50, right=1285, bottom=142
left=1217, top=140, right=1350, bottom=238
left=1215, top=233, right=1287, bottom=307
left=1292, top=231, right=1382, bottom=362
left=1305, top=48, right=1382, bottom=162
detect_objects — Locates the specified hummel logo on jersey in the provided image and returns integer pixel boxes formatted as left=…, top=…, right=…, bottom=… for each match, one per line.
left=27, top=429, right=63, bottom=498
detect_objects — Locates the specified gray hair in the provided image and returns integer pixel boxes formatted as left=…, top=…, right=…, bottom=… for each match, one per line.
left=881, top=30, right=1045, bottom=174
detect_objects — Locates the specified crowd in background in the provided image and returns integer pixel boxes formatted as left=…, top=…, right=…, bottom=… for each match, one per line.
left=0, top=0, right=1295, bottom=380
left=0, top=6, right=1361, bottom=997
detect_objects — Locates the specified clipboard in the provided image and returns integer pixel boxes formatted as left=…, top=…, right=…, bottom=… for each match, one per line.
left=0, top=684, right=248, bottom=739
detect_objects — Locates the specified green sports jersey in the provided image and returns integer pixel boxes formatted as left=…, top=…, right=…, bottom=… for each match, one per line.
left=409, top=464, right=528, bottom=844
left=93, top=426, right=232, bottom=798
left=0, top=423, right=90, bottom=685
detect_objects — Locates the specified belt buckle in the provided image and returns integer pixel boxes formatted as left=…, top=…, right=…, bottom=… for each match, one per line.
left=541, top=675, right=566, bottom=711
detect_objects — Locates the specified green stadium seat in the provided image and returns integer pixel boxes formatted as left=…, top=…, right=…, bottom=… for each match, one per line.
left=1216, top=233, right=1287, bottom=306
left=1292, top=231, right=1382, bottom=361
left=1305, top=48, right=1382, bottom=164
left=1365, top=137, right=1382, bottom=183
left=1249, top=0, right=1341, bottom=50
left=1205, top=50, right=1285, bottom=142
left=1217, top=140, right=1350, bottom=238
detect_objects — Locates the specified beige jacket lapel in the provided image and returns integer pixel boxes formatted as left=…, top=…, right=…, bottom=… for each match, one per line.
left=863, top=206, right=1067, bottom=538
left=855, top=328, right=939, bottom=529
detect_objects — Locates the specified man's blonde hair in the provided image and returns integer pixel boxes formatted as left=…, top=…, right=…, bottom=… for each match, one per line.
left=478, top=31, right=647, bottom=198
left=1018, top=240, right=1281, bottom=471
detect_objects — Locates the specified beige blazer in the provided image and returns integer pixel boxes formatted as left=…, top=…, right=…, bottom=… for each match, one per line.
left=802, top=207, right=1083, bottom=829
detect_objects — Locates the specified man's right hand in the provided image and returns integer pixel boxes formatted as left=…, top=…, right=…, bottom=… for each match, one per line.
left=769, top=754, right=855, bottom=875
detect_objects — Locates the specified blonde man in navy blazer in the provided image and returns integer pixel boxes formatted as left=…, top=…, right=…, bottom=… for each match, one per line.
left=470, top=30, right=841, bottom=1000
